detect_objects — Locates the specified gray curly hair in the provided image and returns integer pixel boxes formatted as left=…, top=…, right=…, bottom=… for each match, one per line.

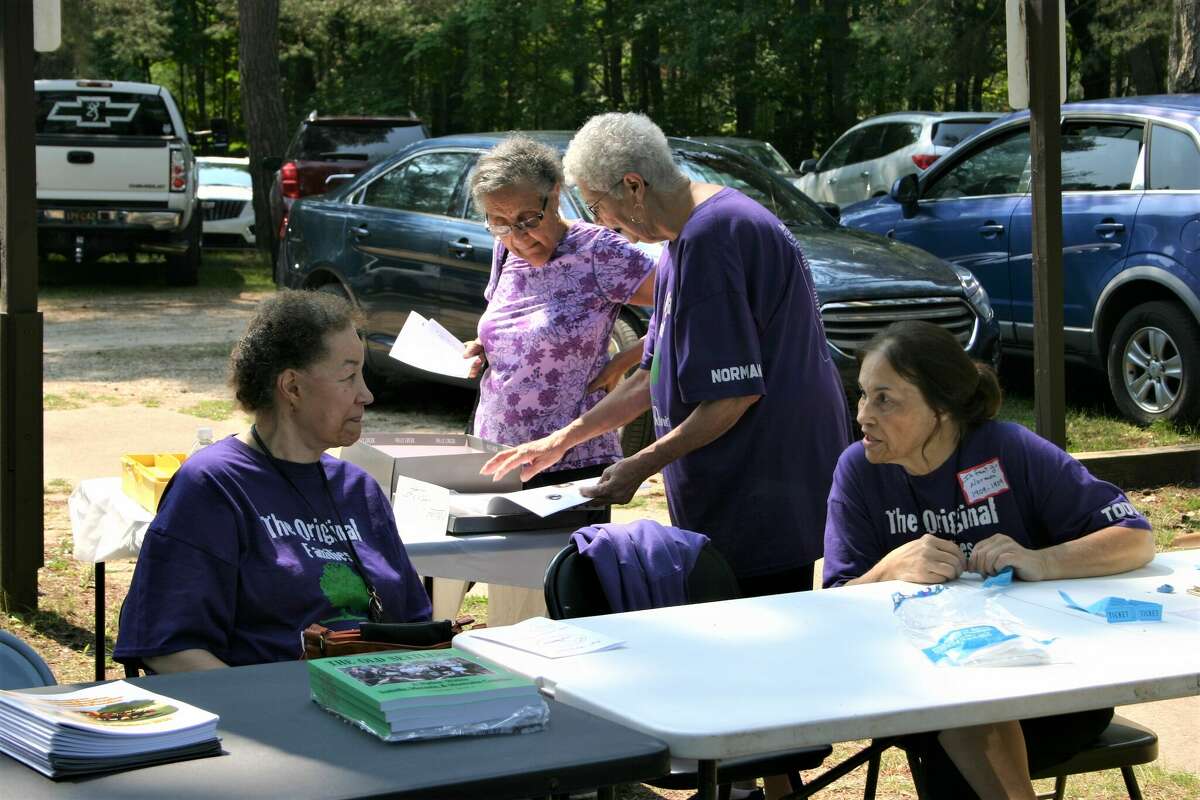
left=563, top=113, right=688, bottom=197
left=470, top=135, right=563, bottom=209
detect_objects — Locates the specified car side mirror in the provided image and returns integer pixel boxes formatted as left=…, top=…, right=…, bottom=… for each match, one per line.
left=261, top=156, right=283, bottom=174
left=324, top=173, right=355, bottom=189
left=890, top=174, right=920, bottom=219
left=799, top=158, right=817, bottom=176
left=818, top=202, right=841, bottom=224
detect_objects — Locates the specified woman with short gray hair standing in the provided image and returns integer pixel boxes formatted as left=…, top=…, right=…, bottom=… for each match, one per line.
left=464, top=134, right=655, bottom=488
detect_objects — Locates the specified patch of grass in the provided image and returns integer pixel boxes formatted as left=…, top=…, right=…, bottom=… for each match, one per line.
left=460, top=593, right=489, bottom=625
left=197, top=250, right=274, bottom=292
left=44, top=478, right=73, bottom=494
left=43, top=393, right=85, bottom=411
left=140, top=397, right=162, bottom=408
left=39, top=250, right=273, bottom=299
left=997, top=394, right=1200, bottom=452
left=181, top=399, right=236, bottom=420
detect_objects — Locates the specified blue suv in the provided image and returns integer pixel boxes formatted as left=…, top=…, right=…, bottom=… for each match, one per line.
left=841, top=96, right=1200, bottom=424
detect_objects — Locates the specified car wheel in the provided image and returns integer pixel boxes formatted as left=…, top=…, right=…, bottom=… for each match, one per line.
left=166, top=215, right=201, bottom=286
left=1106, top=300, right=1200, bottom=425
left=610, top=315, right=654, bottom=457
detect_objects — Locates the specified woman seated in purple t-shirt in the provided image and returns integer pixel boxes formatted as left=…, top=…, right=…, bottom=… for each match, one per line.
left=824, top=320, right=1155, bottom=800
left=115, top=290, right=431, bottom=674
left=461, top=135, right=655, bottom=487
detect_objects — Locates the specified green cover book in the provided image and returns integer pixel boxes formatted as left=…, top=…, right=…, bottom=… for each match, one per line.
left=306, top=648, right=537, bottom=713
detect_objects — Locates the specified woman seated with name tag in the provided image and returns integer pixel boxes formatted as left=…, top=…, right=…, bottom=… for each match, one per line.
left=823, top=320, right=1155, bottom=800
left=115, top=290, right=431, bottom=674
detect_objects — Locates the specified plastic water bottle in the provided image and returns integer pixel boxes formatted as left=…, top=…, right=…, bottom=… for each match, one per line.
left=188, top=426, right=214, bottom=457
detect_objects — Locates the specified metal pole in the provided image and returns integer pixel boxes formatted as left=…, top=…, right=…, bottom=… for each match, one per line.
left=1026, top=0, right=1066, bottom=448
left=0, top=0, right=45, bottom=610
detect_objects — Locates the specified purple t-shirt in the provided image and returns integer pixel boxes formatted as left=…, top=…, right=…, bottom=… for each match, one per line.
left=822, top=420, right=1152, bottom=587
left=641, top=188, right=850, bottom=578
left=474, top=223, right=654, bottom=472
left=114, top=436, right=431, bottom=667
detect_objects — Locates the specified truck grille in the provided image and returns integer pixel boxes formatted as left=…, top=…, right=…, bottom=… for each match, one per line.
left=820, top=297, right=977, bottom=357
left=202, top=200, right=245, bottom=221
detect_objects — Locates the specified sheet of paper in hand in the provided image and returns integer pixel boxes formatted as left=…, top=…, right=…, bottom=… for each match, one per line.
left=449, top=476, right=602, bottom=518
left=388, top=311, right=473, bottom=379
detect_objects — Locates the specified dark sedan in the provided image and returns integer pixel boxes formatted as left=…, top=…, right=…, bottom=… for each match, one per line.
left=277, top=132, right=1001, bottom=406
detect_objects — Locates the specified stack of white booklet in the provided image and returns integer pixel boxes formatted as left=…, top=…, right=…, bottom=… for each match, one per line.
left=0, top=681, right=220, bottom=778
left=449, top=477, right=602, bottom=518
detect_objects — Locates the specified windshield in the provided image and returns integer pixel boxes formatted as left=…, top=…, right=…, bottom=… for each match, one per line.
left=291, top=123, right=427, bottom=163
left=199, top=164, right=252, bottom=188
left=733, top=142, right=795, bottom=174
left=36, top=90, right=176, bottom=137
left=673, top=149, right=829, bottom=227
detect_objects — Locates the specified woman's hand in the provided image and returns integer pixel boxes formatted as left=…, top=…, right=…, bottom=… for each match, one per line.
left=481, top=432, right=571, bottom=482
left=463, top=339, right=485, bottom=379
left=874, top=534, right=966, bottom=584
left=969, top=533, right=1049, bottom=581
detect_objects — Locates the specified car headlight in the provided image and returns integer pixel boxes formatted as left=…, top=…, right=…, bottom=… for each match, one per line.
left=953, top=265, right=993, bottom=321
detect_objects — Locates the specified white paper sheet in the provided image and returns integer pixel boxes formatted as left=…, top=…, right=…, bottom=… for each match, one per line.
left=449, top=476, right=601, bottom=518
left=391, top=475, right=450, bottom=539
left=466, top=617, right=624, bottom=659
left=388, top=311, right=473, bottom=379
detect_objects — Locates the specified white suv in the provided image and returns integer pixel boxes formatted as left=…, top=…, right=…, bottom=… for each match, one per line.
left=796, top=111, right=1000, bottom=208
left=35, top=79, right=201, bottom=284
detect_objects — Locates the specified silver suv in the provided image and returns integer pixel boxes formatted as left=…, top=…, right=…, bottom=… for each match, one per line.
left=796, top=111, right=1000, bottom=208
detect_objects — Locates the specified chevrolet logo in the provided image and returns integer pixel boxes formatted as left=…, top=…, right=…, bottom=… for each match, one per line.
left=47, top=96, right=139, bottom=128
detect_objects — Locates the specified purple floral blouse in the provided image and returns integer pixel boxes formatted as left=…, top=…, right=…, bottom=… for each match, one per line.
left=474, top=223, right=655, bottom=472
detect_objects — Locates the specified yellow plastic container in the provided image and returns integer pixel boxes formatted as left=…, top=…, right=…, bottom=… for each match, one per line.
left=120, top=453, right=187, bottom=512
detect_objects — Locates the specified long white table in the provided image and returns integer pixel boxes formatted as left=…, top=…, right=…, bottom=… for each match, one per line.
left=455, top=551, right=1200, bottom=798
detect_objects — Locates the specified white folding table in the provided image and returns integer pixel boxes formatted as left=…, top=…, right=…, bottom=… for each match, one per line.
left=455, top=551, right=1200, bottom=799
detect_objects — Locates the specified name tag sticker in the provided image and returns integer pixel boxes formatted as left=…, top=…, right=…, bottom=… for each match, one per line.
left=957, top=458, right=1010, bottom=505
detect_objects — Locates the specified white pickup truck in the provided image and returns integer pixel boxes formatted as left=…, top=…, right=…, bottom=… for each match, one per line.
left=35, top=79, right=201, bottom=285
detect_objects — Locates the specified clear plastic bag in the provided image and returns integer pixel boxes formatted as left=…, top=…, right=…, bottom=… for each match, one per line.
left=891, top=575, right=1059, bottom=667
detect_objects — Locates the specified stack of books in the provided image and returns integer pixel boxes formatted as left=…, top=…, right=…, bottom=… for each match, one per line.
left=307, top=648, right=550, bottom=742
left=0, top=681, right=220, bottom=778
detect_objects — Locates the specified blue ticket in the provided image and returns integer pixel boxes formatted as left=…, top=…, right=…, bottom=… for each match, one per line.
left=1058, top=591, right=1163, bottom=623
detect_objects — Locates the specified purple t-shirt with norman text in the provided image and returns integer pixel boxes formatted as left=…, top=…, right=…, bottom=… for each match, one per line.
left=822, top=420, right=1151, bottom=587
left=641, top=188, right=849, bottom=578
left=474, top=223, right=654, bottom=472
left=114, top=436, right=431, bottom=667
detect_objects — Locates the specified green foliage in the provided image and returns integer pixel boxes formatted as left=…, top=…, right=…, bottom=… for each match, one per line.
left=39, top=0, right=1177, bottom=163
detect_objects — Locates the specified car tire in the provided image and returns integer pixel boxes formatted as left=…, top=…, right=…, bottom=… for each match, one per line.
left=610, top=314, right=655, bottom=457
left=1106, top=300, right=1200, bottom=425
left=166, top=214, right=201, bottom=286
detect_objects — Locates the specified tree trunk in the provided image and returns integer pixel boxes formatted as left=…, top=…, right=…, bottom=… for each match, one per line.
left=1066, top=0, right=1112, bottom=99
left=1128, top=34, right=1167, bottom=94
left=237, top=0, right=289, bottom=260
left=604, top=0, right=624, bottom=107
left=733, top=0, right=757, bottom=136
left=1170, top=0, right=1200, bottom=92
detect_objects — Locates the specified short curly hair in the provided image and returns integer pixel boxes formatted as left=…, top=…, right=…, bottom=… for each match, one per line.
left=562, top=112, right=687, bottom=196
left=229, top=289, right=364, bottom=413
left=469, top=135, right=564, bottom=209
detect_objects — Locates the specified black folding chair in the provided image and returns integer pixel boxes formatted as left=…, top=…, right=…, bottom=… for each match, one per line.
left=544, top=539, right=832, bottom=800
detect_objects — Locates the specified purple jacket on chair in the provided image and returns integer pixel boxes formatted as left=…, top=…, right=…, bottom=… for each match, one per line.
left=570, top=521, right=710, bottom=612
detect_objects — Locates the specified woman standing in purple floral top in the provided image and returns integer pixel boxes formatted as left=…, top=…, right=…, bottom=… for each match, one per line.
left=463, top=136, right=655, bottom=488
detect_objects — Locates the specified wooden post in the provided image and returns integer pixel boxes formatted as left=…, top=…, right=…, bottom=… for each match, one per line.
left=0, top=1, right=45, bottom=611
left=1025, top=0, right=1066, bottom=448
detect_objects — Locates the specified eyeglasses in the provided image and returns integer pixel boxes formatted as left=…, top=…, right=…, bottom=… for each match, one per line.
left=486, top=196, right=547, bottom=237
left=585, top=180, right=625, bottom=218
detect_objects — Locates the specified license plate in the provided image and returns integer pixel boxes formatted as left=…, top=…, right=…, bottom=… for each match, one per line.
left=65, top=209, right=99, bottom=224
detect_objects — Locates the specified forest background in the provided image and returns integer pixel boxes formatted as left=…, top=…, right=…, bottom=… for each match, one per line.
left=30, top=0, right=1200, bottom=253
